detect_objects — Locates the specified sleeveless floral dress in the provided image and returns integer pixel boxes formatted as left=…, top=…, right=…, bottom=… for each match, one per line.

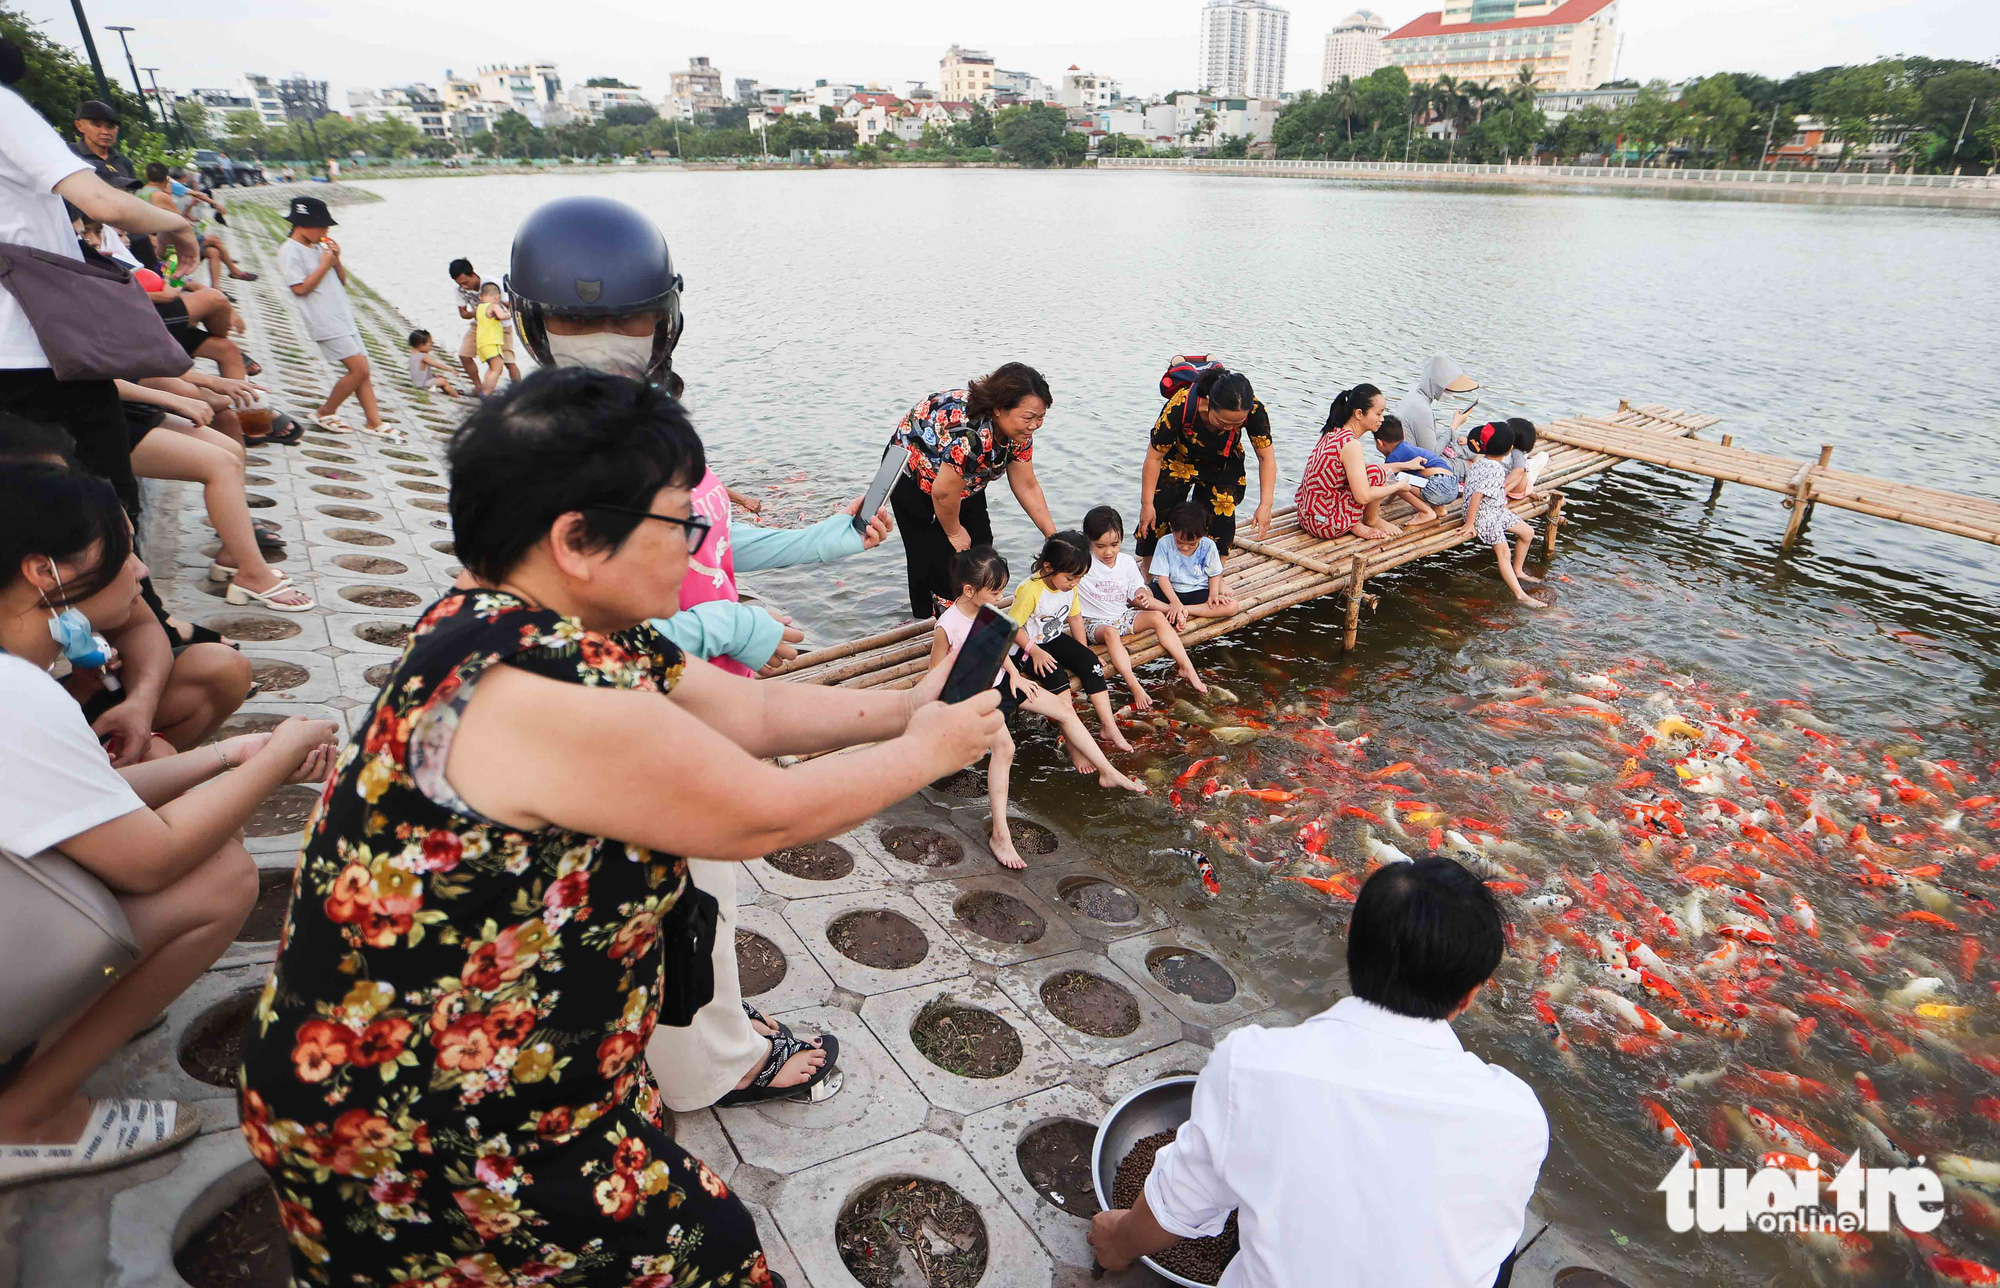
left=237, top=590, right=770, bottom=1288
left=1295, top=425, right=1387, bottom=540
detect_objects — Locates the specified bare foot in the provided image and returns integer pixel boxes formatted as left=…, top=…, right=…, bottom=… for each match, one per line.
left=1517, top=571, right=1544, bottom=585
left=1516, top=593, right=1550, bottom=609
left=1131, top=688, right=1154, bottom=712
left=1107, top=726, right=1136, bottom=753
left=0, top=1093, right=93, bottom=1146
left=734, top=1036, right=827, bottom=1091
left=1179, top=665, right=1209, bottom=695
left=1066, top=742, right=1094, bottom=774
left=1378, top=519, right=1405, bottom=536
left=1101, top=769, right=1149, bottom=793
left=1350, top=523, right=1392, bottom=540
left=990, top=831, right=1026, bottom=870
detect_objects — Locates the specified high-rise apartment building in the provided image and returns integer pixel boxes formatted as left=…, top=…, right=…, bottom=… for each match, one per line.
left=1382, top=0, right=1618, bottom=91
left=1321, top=10, right=1389, bottom=87
left=940, top=46, right=996, bottom=102
left=1198, top=0, right=1289, bottom=99
left=668, top=57, right=731, bottom=120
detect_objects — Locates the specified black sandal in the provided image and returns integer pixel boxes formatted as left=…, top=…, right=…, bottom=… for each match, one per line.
left=714, top=1031, right=840, bottom=1107
left=167, top=618, right=239, bottom=651
left=741, top=1001, right=791, bottom=1041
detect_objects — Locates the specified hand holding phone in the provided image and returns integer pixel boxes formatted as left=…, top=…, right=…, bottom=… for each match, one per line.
left=940, top=605, right=1014, bottom=704
left=855, top=447, right=908, bottom=534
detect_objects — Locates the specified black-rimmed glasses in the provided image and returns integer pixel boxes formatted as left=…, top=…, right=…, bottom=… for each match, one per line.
left=588, top=505, right=713, bottom=556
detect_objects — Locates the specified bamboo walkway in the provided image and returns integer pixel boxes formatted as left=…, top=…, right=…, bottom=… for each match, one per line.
left=775, top=401, right=1720, bottom=690
left=1539, top=417, right=2000, bottom=549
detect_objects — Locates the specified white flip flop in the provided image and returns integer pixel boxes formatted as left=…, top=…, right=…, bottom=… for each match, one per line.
left=0, top=1099, right=198, bottom=1191
left=225, top=576, right=316, bottom=613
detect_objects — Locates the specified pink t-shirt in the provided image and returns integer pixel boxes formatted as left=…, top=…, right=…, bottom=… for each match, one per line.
left=680, top=468, right=752, bottom=677
left=936, top=603, right=978, bottom=652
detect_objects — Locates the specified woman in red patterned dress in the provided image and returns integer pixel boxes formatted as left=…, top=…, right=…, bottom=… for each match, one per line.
left=1295, top=383, right=1417, bottom=542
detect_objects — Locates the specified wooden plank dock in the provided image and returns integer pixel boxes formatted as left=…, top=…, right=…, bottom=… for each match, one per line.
left=776, top=402, right=1720, bottom=689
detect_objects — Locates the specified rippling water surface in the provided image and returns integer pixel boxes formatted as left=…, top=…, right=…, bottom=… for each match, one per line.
left=335, top=171, right=2000, bottom=1285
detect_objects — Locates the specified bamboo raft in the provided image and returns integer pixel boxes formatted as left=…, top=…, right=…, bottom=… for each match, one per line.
left=774, top=401, right=1720, bottom=691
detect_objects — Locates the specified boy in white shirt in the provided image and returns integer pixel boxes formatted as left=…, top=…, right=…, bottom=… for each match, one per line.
left=276, top=196, right=394, bottom=438
left=1076, top=505, right=1206, bottom=711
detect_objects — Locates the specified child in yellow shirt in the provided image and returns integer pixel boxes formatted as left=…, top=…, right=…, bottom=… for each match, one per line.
left=474, top=282, right=512, bottom=394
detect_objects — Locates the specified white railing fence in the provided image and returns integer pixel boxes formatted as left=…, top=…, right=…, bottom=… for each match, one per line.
left=1094, top=156, right=1999, bottom=191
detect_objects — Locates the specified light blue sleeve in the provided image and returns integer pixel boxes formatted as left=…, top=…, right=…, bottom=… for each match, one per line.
left=650, top=600, right=789, bottom=671
left=731, top=514, right=866, bottom=573
left=1201, top=539, right=1223, bottom=578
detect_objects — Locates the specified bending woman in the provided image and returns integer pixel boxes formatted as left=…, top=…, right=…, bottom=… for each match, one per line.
left=1138, top=365, right=1276, bottom=571
left=1295, top=383, right=1417, bottom=541
left=0, top=462, right=335, bottom=1186
left=238, top=368, right=1000, bottom=1285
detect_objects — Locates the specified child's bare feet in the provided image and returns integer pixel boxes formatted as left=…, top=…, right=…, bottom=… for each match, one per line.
left=1517, top=571, right=1544, bottom=585
left=1350, top=523, right=1393, bottom=540
left=1100, top=768, right=1148, bottom=793
left=1107, top=727, right=1136, bottom=753
left=1131, top=687, right=1154, bottom=712
left=1066, top=742, right=1093, bottom=774
left=1515, top=592, right=1549, bottom=609
left=1179, top=665, right=1208, bottom=695
left=990, top=830, right=1026, bottom=870
left=1378, top=519, right=1405, bottom=536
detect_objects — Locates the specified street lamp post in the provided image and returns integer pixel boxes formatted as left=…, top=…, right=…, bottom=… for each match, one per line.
left=143, top=68, right=182, bottom=148
left=103, top=26, right=156, bottom=129
left=65, top=0, right=115, bottom=105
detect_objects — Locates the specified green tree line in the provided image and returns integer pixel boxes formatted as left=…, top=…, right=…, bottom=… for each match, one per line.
left=1277, top=57, right=2000, bottom=171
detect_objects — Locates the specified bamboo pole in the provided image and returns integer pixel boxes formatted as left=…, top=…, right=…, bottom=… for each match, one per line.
left=1707, top=435, right=1733, bottom=502
left=1232, top=535, right=1338, bottom=576
left=1781, top=444, right=1831, bottom=551
left=775, top=618, right=935, bottom=675
left=1342, top=555, right=1367, bottom=651
left=1544, top=491, right=1566, bottom=557
left=1806, top=494, right=2000, bottom=545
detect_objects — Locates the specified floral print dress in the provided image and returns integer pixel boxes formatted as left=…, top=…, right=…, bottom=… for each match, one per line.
left=238, top=590, right=769, bottom=1288
left=1141, top=386, right=1273, bottom=556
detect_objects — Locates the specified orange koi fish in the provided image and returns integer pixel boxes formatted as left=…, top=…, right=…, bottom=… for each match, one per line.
left=1642, top=1098, right=1700, bottom=1164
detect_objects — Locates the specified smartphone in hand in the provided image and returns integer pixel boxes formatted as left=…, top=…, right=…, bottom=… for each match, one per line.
left=940, top=605, right=1012, bottom=704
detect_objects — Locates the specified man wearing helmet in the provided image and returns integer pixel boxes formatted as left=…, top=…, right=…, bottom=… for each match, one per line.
left=508, top=196, right=890, bottom=1112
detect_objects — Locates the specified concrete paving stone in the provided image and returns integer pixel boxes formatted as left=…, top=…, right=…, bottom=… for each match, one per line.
left=994, top=950, right=1180, bottom=1067
left=960, top=1082, right=1115, bottom=1271
left=716, top=1004, right=927, bottom=1174
left=313, top=578, right=435, bottom=615
left=743, top=831, right=895, bottom=903
left=106, top=1130, right=261, bottom=1288
left=292, top=516, right=424, bottom=559
left=2, top=1117, right=204, bottom=1288
left=908, top=872, right=1089, bottom=968
left=859, top=976, right=1069, bottom=1115
left=234, top=647, right=344, bottom=705
left=1098, top=1041, right=1215, bottom=1106
left=782, top=887, right=971, bottom=996
left=85, top=962, right=269, bottom=1117
left=330, top=650, right=405, bottom=701
left=847, top=800, right=1015, bottom=885
left=301, top=542, right=426, bottom=580
left=188, top=607, right=335, bottom=652
left=736, top=901, right=836, bottom=1018
left=744, top=1200, right=809, bottom=1288
left=1020, top=861, right=1172, bottom=943
left=771, top=1130, right=1052, bottom=1288
left=939, top=798, right=1084, bottom=870
left=1105, top=929, right=1271, bottom=1029
left=670, top=1107, right=740, bottom=1187
left=1206, top=1003, right=1307, bottom=1044
left=735, top=859, right=764, bottom=902
left=325, top=614, right=420, bottom=655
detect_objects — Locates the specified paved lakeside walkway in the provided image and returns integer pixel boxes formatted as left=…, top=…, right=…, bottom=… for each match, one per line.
left=0, top=181, right=1649, bottom=1288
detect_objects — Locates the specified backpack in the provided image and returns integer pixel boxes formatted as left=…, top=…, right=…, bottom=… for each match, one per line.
left=1158, top=355, right=1220, bottom=400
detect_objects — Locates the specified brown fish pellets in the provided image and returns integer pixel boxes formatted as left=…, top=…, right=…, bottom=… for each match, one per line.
left=1111, top=1130, right=1238, bottom=1285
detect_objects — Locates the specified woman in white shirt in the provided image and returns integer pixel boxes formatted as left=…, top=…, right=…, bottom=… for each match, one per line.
left=0, top=462, right=337, bottom=1186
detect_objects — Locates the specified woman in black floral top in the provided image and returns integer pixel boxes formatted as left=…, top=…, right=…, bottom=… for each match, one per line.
left=238, top=369, right=1002, bottom=1288
left=1138, top=366, right=1278, bottom=569
left=886, top=362, right=1059, bottom=619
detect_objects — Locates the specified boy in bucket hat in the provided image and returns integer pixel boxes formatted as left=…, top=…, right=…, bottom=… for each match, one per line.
left=277, top=196, right=394, bottom=438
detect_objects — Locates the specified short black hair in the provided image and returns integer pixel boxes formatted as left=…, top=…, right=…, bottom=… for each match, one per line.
left=480, top=280, right=502, bottom=295
left=1505, top=417, right=1537, bottom=453
left=1082, top=505, right=1123, bottom=541
left=1347, top=858, right=1504, bottom=1020
left=1168, top=501, right=1208, bottom=539
left=948, top=544, right=1008, bottom=595
left=408, top=329, right=431, bottom=349
left=0, top=412, right=78, bottom=465
left=1032, top=530, right=1091, bottom=580
left=448, top=257, right=475, bottom=279
left=1372, top=415, right=1405, bottom=445
left=448, top=367, right=706, bottom=584
left=145, top=161, right=168, bottom=182
left=0, top=462, right=133, bottom=605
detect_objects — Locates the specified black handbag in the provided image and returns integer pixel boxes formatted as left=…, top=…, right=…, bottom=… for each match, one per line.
left=0, top=240, right=191, bottom=382
left=654, top=882, right=718, bottom=1027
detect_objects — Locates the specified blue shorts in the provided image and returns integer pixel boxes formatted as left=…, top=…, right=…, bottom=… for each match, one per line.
left=1419, top=473, right=1461, bottom=506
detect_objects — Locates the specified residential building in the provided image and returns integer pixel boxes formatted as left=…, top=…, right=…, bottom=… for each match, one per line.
left=940, top=45, right=996, bottom=102
left=1321, top=10, right=1389, bottom=87
left=1058, top=67, right=1120, bottom=110
left=1536, top=81, right=1670, bottom=122
left=1145, top=100, right=1185, bottom=139
left=450, top=103, right=496, bottom=138
left=1213, top=96, right=1282, bottom=143
left=1199, top=0, right=1290, bottom=100
left=240, top=75, right=288, bottom=126
left=475, top=64, right=562, bottom=126
left=566, top=83, right=651, bottom=121
left=809, top=80, right=862, bottom=112
left=668, top=57, right=730, bottom=120
left=440, top=73, right=482, bottom=110
left=271, top=76, right=330, bottom=122
left=992, top=68, right=1051, bottom=103
left=1766, top=115, right=1914, bottom=169
left=1383, top=0, right=1619, bottom=91
left=734, top=77, right=760, bottom=103
left=347, top=85, right=451, bottom=138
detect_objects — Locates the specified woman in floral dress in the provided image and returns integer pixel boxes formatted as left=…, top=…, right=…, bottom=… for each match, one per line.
left=239, top=369, right=1001, bottom=1287
left=1296, top=382, right=1417, bottom=542
left=1138, top=365, right=1277, bottom=572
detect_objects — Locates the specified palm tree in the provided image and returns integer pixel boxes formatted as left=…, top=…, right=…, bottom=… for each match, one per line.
left=1331, top=75, right=1361, bottom=144
left=1511, top=65, right=1540, bottom=110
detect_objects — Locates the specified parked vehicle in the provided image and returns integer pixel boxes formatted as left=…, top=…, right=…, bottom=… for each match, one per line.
left=192, top=149, right=265, bottom=187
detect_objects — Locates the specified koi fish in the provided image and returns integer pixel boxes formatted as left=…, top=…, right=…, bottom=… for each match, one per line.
left=1157, top=848, right=1220, bottom=896
left=1237, top=788, right=1297, bottom=803
left=1641, top=1098, right=1700, bottom=1164
left=1285, top=874, right=1356, bottom=901
left=1533, top=990, right=1570, bottom=1053
left=1362, top=829, right=1414, bottom=866
left=1790, top=895, right=1819, bottom=939
left=1588, top=987, right=1681, bottom=1038
left=1931, top=1255, right=2000, bottom=1286
left=1173, top=756, right=1222, bottom=789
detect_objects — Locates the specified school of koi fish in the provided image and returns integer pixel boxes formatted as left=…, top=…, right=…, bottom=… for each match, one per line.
left=1123, top=656, right=2000, bottom=1286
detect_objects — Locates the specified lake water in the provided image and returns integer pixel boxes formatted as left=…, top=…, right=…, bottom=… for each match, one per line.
left=336, top=170, right=2000, bottom=1286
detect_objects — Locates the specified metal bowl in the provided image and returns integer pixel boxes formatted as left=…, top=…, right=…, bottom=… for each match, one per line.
left=1092, top=1075, right=1207, bottom=1288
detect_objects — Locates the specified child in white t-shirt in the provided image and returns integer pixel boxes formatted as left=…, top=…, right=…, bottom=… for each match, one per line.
left=1076, top=505, right=1206, bottom=711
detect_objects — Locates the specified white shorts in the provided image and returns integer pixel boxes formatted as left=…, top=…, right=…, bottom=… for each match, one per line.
left=1083, top=611, right=1137, bottom=641
left=315, top=333, right=365, bottom=366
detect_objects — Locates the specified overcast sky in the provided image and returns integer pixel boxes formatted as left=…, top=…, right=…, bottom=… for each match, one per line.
left=19, top=0, right=1998, bottom=107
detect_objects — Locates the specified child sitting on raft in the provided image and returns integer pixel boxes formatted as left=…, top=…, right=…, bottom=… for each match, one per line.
left=1077, top=504, right=1206, bottom=711
left=1149, top=503, right=1240, bottom=621
left=928, top=546, right=1145, bottom=868
left=1372, top=414, right=1457, bottom=523
left=1459, top=421, right=1548, bottom=609
left=1009, top=532, right=1144, bottom=759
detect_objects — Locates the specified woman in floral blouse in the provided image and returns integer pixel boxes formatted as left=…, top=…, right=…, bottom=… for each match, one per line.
left=1138, top=366, right=1279, bottom=574
left=886, top=362, right=1058, bottom=619
left=238, top=369, right=1001, bottom=1288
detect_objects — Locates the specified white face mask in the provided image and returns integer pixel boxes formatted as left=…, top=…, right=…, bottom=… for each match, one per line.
left=544, top=330, right=655, bottom=377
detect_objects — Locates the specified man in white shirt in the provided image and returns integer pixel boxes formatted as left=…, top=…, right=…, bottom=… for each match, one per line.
left=1090, top=858, right=1549, bottom=1288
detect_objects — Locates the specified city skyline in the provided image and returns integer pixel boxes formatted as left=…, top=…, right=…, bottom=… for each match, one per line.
left=13, top=0, right=1994, bottom=110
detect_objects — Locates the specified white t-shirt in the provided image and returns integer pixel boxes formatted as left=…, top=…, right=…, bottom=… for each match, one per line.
left=1076, top=551, right=1146, bottom=620
left=0, top=87, right=91, bottom=368
left=0, top=652, right=144, bottom=857
left=277, top=235, right=358, bottom=341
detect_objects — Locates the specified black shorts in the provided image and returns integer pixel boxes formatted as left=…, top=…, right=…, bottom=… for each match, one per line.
left=1151, top=580, right=1209, bottom=607
left=124, top=400, right=165, bottom=449
left=0, top=367, right=137, bottom=515
left=155, top=300, right=212, bottom=357
left=1016, top=633, right=1109, bottom=698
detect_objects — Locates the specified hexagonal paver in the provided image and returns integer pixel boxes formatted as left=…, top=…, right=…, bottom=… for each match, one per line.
left=860, top=976, right=1069, bottom=1115
left=782, top=887, right=971, bottom=996
left=909, top=872, right=1088, bottom=967
left=1107, top=929, right=1271, bottom=1028
left=669, top=1106, right=739, bottom=1187
left=771, top=1131, right=1052, bottom=1288
left=85, top=962, right=269, bottom=1118
left=1100, top=1041, right=1215, bottom=1104
left=940, top=799, right=1081, bottom=870
left=744, top=833, right=894, bottom=902
left=961, top=1083, right=1113, bottom=1272
left=1022, top=861, right=1172, bottom=943
left=995, top=950, right=1181, bottom=1066
left=715, top=1004, right=927, bottom=1173
left=851, top=805, right=1014, bottom=884
left=734, top=902, right=834, bottom=1018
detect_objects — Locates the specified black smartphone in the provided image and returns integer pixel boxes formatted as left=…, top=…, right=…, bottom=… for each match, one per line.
left=940, top=605, right=1012, bottom=704
left=854, top=447, right=908, bottom=534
